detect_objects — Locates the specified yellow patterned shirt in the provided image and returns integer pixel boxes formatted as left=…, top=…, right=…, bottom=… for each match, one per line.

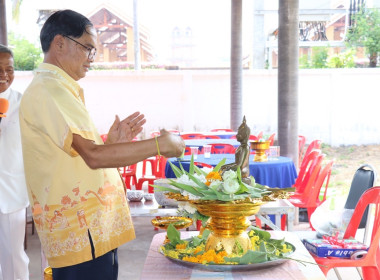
left=19, top=63, right=135, bottom=268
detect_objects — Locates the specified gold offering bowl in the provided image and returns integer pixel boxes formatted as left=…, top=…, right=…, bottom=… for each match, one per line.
left=151, top=216, right=193, bottom=230
left=44, top=267, right=52, bottom=280
left=250, top=141, right=270, bottom=162
left=191, top=200, right=262, bottom=255
left=151, top=216, right=193, bottom=243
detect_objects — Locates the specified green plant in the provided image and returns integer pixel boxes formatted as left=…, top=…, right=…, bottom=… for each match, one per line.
left=326, top=49, right=356, bottom=68
left=299, top=54, right=310, bottom=69
left=345, top=7, right=380, bottom=67
left=311, top=47, right=328, bottom=68
left=299, top=47, right=329, bottom=69
left=8, top=32, right=42, bottom=70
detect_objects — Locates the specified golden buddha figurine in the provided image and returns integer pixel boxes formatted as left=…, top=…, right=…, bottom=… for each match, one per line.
left=220, top=116, right=251, bottom=184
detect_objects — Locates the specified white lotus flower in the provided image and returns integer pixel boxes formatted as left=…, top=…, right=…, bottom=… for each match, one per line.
left=222, top=178, right=240, bottom=194
left=222, top=169, right=238, bottom=181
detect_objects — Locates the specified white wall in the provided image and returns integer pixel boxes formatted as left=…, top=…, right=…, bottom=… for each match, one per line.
left=13, top=68, right=380, bottom=147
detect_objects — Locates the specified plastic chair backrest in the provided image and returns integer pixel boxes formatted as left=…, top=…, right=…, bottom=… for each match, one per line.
left=343, top=187, right=380, bottom=279
left=344, top=164, right=376, bottom=228
left=294, top=150, right=321, bottom=192
left=184, top=146, right=191, bottom=155
left=210, top=129, right=233, bottom=132
left=126, top=163, right=137, bottom=172
left=120, top=163, right=137, bottom=176
left=181, top=133, right=206, bottom=139
left=100, top=134, right=108, bottom=143
left=154, top=156, right=167, bottom=178
left=298, top=135, right=306, bottom=165
left=297, top=154, right=325, bottom=198
left=303, top=139, right=322, bottom=159
left=306, top=160, right=334, bottom=207
left=210, top=143, right=236, bottom=154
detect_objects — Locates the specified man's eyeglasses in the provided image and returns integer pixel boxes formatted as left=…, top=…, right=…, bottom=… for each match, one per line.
left=62, top=35, right=97, bottom=60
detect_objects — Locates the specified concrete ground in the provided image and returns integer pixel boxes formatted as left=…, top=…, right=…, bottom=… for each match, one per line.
left=12, top=217, right=361, bottom=280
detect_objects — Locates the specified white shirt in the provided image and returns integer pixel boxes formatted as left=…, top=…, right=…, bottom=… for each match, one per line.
left=0, top=88, right=28, bottom=213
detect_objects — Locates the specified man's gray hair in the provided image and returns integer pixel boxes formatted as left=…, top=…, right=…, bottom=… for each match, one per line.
left=0, top=44, right=14, bottom=57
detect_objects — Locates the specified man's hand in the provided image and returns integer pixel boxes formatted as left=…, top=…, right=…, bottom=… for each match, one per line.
left=158, top=129, right=185, bottom=158
left=105, top=112, right=146, bottom=144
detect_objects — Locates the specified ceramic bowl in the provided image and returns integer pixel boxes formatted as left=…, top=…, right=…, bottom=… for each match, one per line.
left=127, top=190, right=144, bottom=202
left=144, top=193, right=154, bottom=201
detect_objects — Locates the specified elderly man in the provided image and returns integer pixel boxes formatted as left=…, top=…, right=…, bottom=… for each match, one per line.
left=19, top=9, right=184, bottom=280
left=0, top=44, right=29, bottom=280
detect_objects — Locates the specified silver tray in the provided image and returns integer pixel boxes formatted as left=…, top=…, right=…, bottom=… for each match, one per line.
left=160, top=241, right=295, bottom=272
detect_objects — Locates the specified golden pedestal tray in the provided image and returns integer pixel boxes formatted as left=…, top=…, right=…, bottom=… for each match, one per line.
left=250, top=141, right=270, bottom=162
left=191, top=200, right=262, bottom=255
left=151, top=216, right=193, bottom=243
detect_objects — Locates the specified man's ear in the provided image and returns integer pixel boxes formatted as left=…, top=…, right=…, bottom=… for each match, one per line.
left=52, top=35, right=65, bottom=54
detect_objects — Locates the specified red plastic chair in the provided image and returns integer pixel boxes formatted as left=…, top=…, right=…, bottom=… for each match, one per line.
left=180, top=133, right=206, bottom=139
left=294, top=150, right=322, bottom=193
left=303, top=139, right=322, bottom=160
left=312, top=187, right=380, bottom=279
left=267, top=133, right=276, bottom=146
left=184, top=146, right=204, bottom=155
left=210, top=129, right=233, bottom=132
left=210, top=143, right=236, bottom=154
left=277, top=151, right=322, bottom=230
left=137, top=156, right=167, bottom=193
left=100, top=134, right=108, bottom=143
left=141, top=157, right=157, bottom=177
left=287, top=158, right=334, bottom=230
left=184, top=146, right=192, bottom=155
left=298, top=135, right=307, bottom=167
left=120, top=164, right=138, bottom=191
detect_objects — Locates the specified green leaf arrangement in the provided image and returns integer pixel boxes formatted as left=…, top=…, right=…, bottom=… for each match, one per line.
left=161, top=224, right=297, bottom=265
left=151, top=155, right=276, bottom=202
